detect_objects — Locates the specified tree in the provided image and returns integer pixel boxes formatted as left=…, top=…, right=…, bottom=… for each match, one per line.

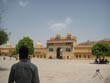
left=11, top=50, right=17, bottom=56
left=92, top=42, right=109, bottom=64
left=16, top=37, right=34, bottom=55
left=106, top=43, right=110, bottom=57
left=0, top=2, right=9, bottom=45
left=0, top=28, right=9, bottom=45
left=0, top=50, right=1, bottom=56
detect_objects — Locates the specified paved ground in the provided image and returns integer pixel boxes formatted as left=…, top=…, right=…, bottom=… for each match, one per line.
left=0, top=56, right=110, bottom=83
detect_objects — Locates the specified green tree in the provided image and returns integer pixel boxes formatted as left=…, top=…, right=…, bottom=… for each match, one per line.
left=16, top=37, right=34, bottom=55
left=11, top=50, right=17, bottom=56
left=11, top=50, right=17, bottom=58
left=106, top=43, right=110, bottom=57
left=0, top=50, right=1, bottom=56
left=92, top=42, right=109, bottom=64
left=0, top=28, right=9, bottom=45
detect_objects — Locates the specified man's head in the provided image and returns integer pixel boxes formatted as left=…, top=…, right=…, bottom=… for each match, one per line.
left=19, top=46, right=29, bottom=59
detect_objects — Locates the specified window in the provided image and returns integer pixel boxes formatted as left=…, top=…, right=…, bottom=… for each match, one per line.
left=44, top=55, right=46, bottom=58
left=67, top=36, right=71, bottom=39
left=37, top=55, right=39, bottom=58
left=67, top=56, right=69, bottom=59
left=76, top=55, right=78, bottom=58
left=84, top=55, right=86, bottom=58
left=40, top=55, right=42, bottom=58
left=49, top=56, right=52, bottom=59
left=49, top=48, right=53, bottom=52
left=79, top=55, right=81, bottom=58
left=66, top=48, right=71, bottom=52
left=88, top=55, right=90, bottom=58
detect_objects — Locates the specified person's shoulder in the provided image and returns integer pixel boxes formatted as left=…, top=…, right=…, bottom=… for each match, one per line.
left=30, top=62, right=37, bottom=67
left=11, top=62, right=20, bottom=69
left=29, top=62, right=38, bottom=70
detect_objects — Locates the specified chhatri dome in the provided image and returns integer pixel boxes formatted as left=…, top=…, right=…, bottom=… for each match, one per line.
left=56, top=33, right=61, bottom=39
left=5, top=43, right=12, bottom=48
left=35, top=42, right=43, bottom=48
left=67, top=32, right=71, bottom=36
left=56, top=33, right=60, bottom=37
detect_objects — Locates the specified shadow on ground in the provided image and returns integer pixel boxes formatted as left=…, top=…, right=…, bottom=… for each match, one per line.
left=0, top=67, right=8, bottom=71
left=104, top=77, right=110, bottom=83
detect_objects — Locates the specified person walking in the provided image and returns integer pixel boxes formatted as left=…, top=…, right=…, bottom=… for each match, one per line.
left=8, top=46, right=40, bottom=83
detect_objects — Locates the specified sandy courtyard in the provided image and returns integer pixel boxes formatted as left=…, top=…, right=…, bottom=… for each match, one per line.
left=0, top=56, right=110, bottom=83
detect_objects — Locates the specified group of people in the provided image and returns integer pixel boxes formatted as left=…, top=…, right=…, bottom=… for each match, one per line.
left=95, top=58, right=109, bottom=64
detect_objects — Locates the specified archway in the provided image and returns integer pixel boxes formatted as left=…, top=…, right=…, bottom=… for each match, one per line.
left=56, top=48, right=62, bottom=59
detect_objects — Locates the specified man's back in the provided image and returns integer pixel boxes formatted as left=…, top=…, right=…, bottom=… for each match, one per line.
left=8, top=59, right=40, bottom=83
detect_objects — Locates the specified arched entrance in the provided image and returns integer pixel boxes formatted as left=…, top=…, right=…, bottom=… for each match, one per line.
left=56, top=48, right=62, bottom=59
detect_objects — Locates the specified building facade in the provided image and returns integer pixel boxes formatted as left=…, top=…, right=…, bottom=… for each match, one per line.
left=0, top=43, right=15, bottom=56
left=34, top=42, right=46, bottom=58
left=46, top=32, right=77, bottom=59
left=0, top=32, right=110, bottom=60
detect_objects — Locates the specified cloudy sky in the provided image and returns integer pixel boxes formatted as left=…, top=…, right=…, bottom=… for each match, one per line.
left=0, top=0, right=110, bottom=47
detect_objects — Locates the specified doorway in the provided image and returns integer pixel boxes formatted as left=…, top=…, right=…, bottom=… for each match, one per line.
left=56, top=48, right=62, bottom=59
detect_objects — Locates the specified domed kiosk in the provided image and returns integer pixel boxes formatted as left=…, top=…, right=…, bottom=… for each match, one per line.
left=67, top=32, right=71, bottom=36
left=34, top=42, right=46, bottom=58
left=0, top=43, right=12, bottom=56
left=56, top=33, right=61, bottom=39
left=6, top=43, right=12, bottom=48
left=35, top=42, right=44, bottom=48
left=66, top=32, right=72, bottom=39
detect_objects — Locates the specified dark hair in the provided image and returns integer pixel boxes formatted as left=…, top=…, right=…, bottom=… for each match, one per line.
left=19, top=46, right=29, bottom=59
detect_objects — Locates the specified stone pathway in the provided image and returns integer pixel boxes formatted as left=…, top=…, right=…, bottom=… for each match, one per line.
left=0, top=56, right=110, bottom=83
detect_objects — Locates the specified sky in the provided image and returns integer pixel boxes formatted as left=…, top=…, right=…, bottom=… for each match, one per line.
left=0, top=0, right=110, bottom=47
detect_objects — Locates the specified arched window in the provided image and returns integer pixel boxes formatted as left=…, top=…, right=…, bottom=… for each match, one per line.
left=76, top=55, right=78, bottom=58
left=37, top=55, right=39, bottom=58
left=49, top=48, right=53, bottom=52
left=49, top=56, right=52, bottom=59
left=88, top=55, right=90, bottom=58
left=67, top=56, right=69, bottom=59
left=44, top=55, right=46, bottom=58
left=67, top=36, right=71, bottom=39
left=84, top=55, right=86, bottom=58
left=66, top=48, right=71, bottom=52
left=40, top=55, right=42, bottom=58
left=79, top=55, right=81, bottom=58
